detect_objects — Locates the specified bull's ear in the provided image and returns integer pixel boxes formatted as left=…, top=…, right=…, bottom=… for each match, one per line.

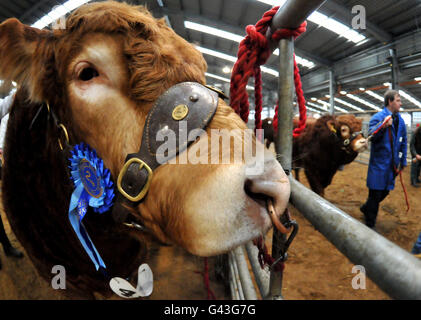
left=326, top=119, right=338, bottom=134
left=0, top=18, right=53, bottom=102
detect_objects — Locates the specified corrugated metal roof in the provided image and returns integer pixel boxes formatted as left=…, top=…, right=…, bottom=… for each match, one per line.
left=1, top=0, right=421, bottom=113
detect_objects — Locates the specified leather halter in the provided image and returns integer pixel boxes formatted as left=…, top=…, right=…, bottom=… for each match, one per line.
left=111, top=82, right=221, bottom=226
left=342, top=131, right=364, bottom=148
left=329, top=125, right=363, bottom=153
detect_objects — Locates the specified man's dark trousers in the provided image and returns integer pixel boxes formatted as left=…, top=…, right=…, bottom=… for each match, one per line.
left=411, top=160, right=421, bottom=184
left=361, top=189, right=390, bottom=228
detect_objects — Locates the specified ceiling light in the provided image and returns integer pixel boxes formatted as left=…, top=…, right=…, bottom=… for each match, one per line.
left=306, top=106, right=322, bottom=114
left=32, top=0, right=92, bottom=29
left=186, top=21, right=315, bottom=69
left=185, top=21, right=244, bottom=43
left=222, top=66, right=231, bottom=74
left=399, top=90, right=421, bottom=108
left=364, top=90, right=383, bottom=101
left=63, top=0, right=91, bottom=11
left=291, top=54, right=315, bottom=69
left=196, top=46, right=237, bottom=63
left=256, top=0, right=287, bottom=6
left=315, top=99, right=348, bottom=113
left=347, top=94, right=381, bottom=110
left=415, top=77, right=421, bottom=82
left=340, top=91, right=347, bottom=95
left=359, top=87, right=365, bottom=91
left=196, top=46, right=279, bottom=77
left=205, top=72, right=254, bottom=91
left=308, top=11, right=366, bottom=44
left=48, top=5, right=68, bottom=21
left=307, top=101, right=328, bottom=112
left=333, top=106, right=348, bottom=113
left=335, top=98, right=364, bottom=112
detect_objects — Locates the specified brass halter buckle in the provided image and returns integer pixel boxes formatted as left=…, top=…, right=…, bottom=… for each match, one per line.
left=117, top=158, right=153, bottom=202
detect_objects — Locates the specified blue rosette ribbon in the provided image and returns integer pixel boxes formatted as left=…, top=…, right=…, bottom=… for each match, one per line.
left=68, top=142, right=115, bottom=271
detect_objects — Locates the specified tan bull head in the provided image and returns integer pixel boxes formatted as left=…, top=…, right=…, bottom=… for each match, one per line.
left=336, top=115, right=368, bottom=153
left=0, top=1, right=290, bottom=257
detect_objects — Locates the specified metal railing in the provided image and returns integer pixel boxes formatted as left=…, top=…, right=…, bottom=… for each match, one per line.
left=228, top=0, right=421, bottom=300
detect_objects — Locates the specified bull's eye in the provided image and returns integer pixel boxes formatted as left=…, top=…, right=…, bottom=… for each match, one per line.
left=79, top=67, right=99, bottom=81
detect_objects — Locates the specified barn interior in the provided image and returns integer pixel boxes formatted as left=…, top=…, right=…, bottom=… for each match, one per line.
left=0, top=0, right=421, bottom=302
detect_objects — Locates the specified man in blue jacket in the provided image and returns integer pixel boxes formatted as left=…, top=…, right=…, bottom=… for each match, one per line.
left=360, top=90, right=407, bottom=229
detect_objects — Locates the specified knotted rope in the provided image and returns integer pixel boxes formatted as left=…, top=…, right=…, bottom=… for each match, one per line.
left=229, top=5, right=307, bottom=138
left=254, top=236, right=285, bottom=272
left=196, top=257, right=216, bottom=300
left=229, top=6, right=307, bottom=270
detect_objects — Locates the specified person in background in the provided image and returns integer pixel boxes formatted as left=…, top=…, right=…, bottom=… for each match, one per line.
left=0, top=91, right=23, bottom=269
left=410, top=123, right=421, bottom=187
left=360, top=90, right=407, bottom=230
left=411, top=232, right=421, bottom=258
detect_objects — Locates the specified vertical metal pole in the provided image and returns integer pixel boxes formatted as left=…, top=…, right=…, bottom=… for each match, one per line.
left=270, top=36, right=294, bottom=300
left=329, top=69, right=335, bottom=115
left=233, top=246, right=258, bottom=300
left=245, top=242, right=270, bottom=298
left=229, top=252, right=245, bottom=300
left=410, top=112, right=413, bottom=130
left=390, top=48, right=399, bottom=90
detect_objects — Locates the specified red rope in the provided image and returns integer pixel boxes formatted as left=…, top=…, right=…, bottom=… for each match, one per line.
left=398, top=170, right=410, bottom=213
left=195, top=258, right=216, bottom=300
left=229, top=5, right=307, bottom=137
left=367, top=115, right=392, bottom=139
left=253, top=237, right=284, bottom=272
left=272, top=59, right=307, bottom=137
left=203, top=258, right=216, bottom=300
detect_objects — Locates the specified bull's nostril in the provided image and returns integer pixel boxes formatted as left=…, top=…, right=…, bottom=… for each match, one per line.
left=244, top=179, right=252, bottom=194
left=244, top=179, right=272, bottom=207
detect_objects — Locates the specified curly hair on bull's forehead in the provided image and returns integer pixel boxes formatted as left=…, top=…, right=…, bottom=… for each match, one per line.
left=337, top=114, right=363, bottom=131
left=59, top=1, right=207, bottom=105
left=65, top=1, right=159, bottom=36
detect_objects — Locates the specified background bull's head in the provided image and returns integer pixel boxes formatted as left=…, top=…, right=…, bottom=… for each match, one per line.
left=327, top=115, right=368, bottom=153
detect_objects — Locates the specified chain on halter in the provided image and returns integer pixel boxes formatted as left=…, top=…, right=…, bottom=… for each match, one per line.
left=229, top=5, right=307, bottom=137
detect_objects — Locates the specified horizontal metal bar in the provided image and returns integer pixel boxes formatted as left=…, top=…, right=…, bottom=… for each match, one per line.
left=270, top=0, right=326, bottom=30
left=266, top=0, right=326, bottom=52
left=321, top=0, right=392, bottom=43
left=289, top=177, right=421, bottom=300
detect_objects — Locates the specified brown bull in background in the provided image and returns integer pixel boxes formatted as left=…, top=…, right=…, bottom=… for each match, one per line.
left=262, top=114, right=368, bottom=196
